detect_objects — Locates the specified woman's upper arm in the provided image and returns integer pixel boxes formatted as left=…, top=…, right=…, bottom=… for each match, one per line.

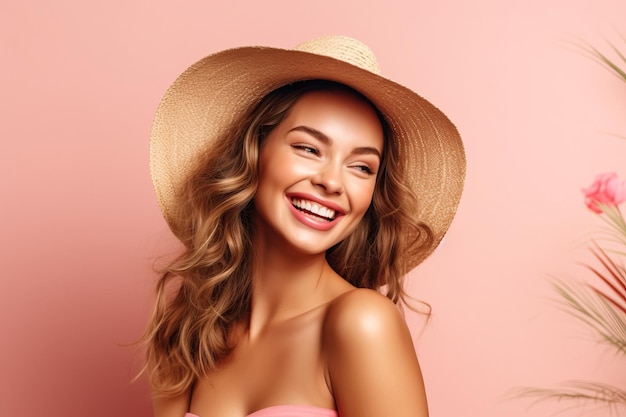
left=152, top=390, right=191, bottom=417
left=324, top=289, right=428, bottom=417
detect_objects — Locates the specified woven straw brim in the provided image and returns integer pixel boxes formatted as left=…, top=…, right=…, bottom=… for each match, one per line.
left=150, top=46, right=466, bottom=272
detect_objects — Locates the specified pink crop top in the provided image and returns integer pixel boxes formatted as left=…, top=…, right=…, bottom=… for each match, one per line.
left=185, top=404, right=338, bottom=417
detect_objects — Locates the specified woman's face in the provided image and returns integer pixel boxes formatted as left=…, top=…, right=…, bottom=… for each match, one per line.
left=253, top=89, right=384, bottom=256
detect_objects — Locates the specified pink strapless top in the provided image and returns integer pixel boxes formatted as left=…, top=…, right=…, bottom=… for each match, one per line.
left=185, top=404, right=338, bottom=417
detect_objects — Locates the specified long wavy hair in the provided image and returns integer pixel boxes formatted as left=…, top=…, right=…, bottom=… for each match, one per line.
left=142, top=80, right=434, bottom=397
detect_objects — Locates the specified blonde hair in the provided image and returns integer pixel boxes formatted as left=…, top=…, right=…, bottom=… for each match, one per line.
left=142, top=80, right=434, bottom=397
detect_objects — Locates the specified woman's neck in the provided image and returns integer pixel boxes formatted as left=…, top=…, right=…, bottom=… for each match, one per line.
left=247, top=244, right=331, bottom=340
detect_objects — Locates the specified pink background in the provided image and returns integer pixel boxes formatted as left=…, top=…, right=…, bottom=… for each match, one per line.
left=2, top=0, right=626, bottom=416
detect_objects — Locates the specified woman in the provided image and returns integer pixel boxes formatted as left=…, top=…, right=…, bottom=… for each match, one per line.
left=144, top=35, right=465, bottom=417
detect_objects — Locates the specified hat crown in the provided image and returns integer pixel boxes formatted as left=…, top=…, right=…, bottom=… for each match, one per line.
left=294, top=35, right=381, bottom=75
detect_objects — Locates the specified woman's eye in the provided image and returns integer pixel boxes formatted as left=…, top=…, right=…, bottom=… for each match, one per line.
left=354, top=165, right=375, bottom=175
left=293, top=145, right=319, bottom=155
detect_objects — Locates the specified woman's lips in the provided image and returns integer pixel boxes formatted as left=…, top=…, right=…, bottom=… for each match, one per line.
left=285, top=193, right=345, bottom=231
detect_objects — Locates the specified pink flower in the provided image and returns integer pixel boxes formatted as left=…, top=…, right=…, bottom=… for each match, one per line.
left=582, top=172, right=626, bottom=213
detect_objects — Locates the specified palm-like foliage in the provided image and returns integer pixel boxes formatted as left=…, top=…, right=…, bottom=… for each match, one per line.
left=555, top=241, right=626, bottom=354
left=522, top=237, right=626, bottom=415
left=520, top=381, right=626, bottom=416
left=578, top=37, right=626, bottom=83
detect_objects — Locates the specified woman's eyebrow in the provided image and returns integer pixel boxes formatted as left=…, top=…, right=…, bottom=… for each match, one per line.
left=288, top=125, right=331, bottom=144
left=288, top=125, right=382, bottom=159
left=351, top=146, right=381, bottom=159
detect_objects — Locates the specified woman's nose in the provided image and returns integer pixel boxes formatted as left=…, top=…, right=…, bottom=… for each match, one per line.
left=313, top=163, right=344, bottom=195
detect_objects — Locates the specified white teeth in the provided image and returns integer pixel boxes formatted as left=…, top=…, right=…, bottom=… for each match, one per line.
left=291, top=198, right=336, bottom=220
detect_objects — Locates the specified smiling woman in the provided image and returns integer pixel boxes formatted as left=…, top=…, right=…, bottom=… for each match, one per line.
left=142, top=36, right=465, bottom=417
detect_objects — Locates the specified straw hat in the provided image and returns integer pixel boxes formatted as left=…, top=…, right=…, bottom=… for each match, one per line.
left=150, top=35, right=465, bottom=271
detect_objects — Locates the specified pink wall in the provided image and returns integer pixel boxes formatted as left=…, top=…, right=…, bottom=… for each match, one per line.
left=2, top=0, right=626, bottom=416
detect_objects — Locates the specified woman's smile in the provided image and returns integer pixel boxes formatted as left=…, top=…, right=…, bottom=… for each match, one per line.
left=286, top=193, right=345, bottom=231
left=290, top=197, right=338, bottom=222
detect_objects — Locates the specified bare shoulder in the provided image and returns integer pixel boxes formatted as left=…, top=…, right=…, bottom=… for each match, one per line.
left=322, top=288, right=414, bottom=363
left=322, top=288, right=428, bottom=417
left=323, top=288, right=407, bottom=340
